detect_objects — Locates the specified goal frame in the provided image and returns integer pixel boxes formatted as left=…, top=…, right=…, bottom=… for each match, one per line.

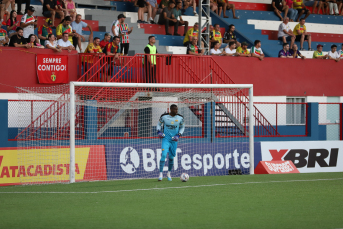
left=69, top=82, right=254, bottom=183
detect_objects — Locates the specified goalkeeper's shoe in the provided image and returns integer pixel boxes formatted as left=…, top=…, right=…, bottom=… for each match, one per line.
left=167, top=173, right=172, bottom=181
left=158, top=174, right=163, bottom=181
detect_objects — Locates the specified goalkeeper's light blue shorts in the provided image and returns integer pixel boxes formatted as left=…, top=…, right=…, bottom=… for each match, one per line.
left=161, top=138, right=177, bottom=159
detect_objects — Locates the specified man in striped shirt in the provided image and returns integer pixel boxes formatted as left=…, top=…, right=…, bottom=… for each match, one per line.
left=111, top=14, right=133, bottom=56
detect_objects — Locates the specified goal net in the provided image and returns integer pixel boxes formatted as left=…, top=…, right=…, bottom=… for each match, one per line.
left=15, top=82, right=254, bottom=184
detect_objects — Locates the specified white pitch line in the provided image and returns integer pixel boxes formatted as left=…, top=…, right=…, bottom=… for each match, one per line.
left=0, top=178, right=342, bottom=194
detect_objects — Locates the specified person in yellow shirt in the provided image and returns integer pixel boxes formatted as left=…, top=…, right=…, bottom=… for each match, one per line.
left=293, top=18, right=313, bottom=51
left=293, top=0, right=310, bottom=22
left=211, top=24, right=222, bottom=47
left=236, top=41, right=250, bottom=57
left=56, top=16, right=78, bottom=43
left=313, top=44, right=328, bottom=59
left=183, top=22, right=199, bottom=46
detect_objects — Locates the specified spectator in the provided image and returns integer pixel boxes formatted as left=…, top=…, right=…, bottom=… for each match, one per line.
left=0, top=27, right=9, bottom=46
left=27, top=34, right=43, bottom=48
left=45, top=33, right=62, bottom=52
left=183, top=0, right=198, bottom=16
left=218, top=0, right=238, bottom=18
left=285, top=0, right=298, bottom=21
left=305, top=0, right=325, bottom=14
left=6, top=10, right=20, bottom=38
left=71, top=14, right=92, bottom=52
left=337, top=44, right=343, bottom=58
left=224, top=41, right=238, bottom=56
left=38, top=18, right=53, bottom=46
left=56, top=16, right=74, bottom=43
left=100, top=33, right=111, bottom=52
left=158, top=2, right=180, bottom=36
left=325, top=0, right=339, bottom=15
left=293, top=18, right=313, bottom=51
left=236, top=41, right=250, bottom=57
left=278, top=42, right=293, bottom=58
left=208, top=25, right=214, bottom=48
left=212, top=24, right=222, bottom=46
left=210, top=41, right=224, bottom=55
left=147, top=0, right=158, bottom=23
left=187, top=36, right=203, bottom=56
left=43, top=0, right=65, bottom=28
left=210, top=0, right=218, bottom=14
left=9, top=27, right=30, bottom=48
left=183, top=22, right=199, bottom=46
left=0, top=0, right=14, bottom=24
left=84, top=36, right=102, bottom=54
left=57, top=32, right=75, bottom=52
left=65, top=0, right=76, bottom=21
left=339, top=1, right=343, bottom=15
left=327, top=44, right=340, bottom=61
left=293, top=0, right=311, bottom=21
left=134, top=0, right=148, bottom=23
left=173, top=2, right=188, bottom=35
left=157, top=0, right=168, bottom=14
left=223, top=24, right=241, bottom=47
left=313, top=44, right=328, bottom=59
left=106, top=35, right=121, bottom=58
left=55, top=0, right=69, bottom=18
left=278, top=17, right=295, bottom=47
left=289, top=43, right=306, bottom=58
left=20, top=6, right=37, bottom=40
left=272, top=0, right=289, bottom=21
left=144, top=35, right=158, bottom=83
left=16, top=0, right=30, bottom=15
left=251, top=40, right=264, bottom=60
left=114, top=14, right=133, bottom=56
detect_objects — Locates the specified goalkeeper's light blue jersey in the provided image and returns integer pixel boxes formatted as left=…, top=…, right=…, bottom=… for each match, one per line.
left=157, top=113, right=185, bottom=140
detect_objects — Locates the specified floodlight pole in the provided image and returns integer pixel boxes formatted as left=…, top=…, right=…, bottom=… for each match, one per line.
left=198, top=0, right=210, bottom=55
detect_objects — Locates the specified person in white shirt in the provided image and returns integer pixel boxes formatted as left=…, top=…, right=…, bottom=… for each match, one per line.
left=328, top=44, right=340, bottom=62
left=278, top=17, right=295, bottom=48
left=210, top=42, right=224, bottom=56
left=57, top=32, right=75, bottom=52
left=251, top=40, right=265, bottom=61
left=337, top=44, right=343, bottom=59
left=20, top=6, right=37, bottom=39
left=224, top=41, right=238, bottom=56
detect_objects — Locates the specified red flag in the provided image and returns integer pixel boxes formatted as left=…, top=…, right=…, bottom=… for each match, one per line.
left=36, top=54, right=69, bottom=84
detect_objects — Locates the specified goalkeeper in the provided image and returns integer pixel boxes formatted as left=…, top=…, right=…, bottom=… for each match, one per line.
left=157, top=104, right=185, bottom=181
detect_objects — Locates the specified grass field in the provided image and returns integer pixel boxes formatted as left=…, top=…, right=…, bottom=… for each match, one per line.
left=0, top=172, right=342, bottom=229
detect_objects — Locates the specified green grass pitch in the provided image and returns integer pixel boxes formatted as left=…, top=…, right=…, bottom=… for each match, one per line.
left=0, top=172, right=342, bottom=229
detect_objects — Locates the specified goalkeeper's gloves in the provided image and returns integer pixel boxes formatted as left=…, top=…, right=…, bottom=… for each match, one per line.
left=157, top=131, right=165, bottom=138
left=172, top=133, right=182, bottom=141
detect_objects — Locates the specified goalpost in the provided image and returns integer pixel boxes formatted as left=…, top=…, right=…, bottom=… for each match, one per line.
left=69, top=82, right=254, bottom=183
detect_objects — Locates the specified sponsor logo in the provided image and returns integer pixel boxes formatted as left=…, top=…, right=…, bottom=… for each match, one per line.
left=264, top=161, right=295, bottom=173
left=120, top=147, right=139, bottom=174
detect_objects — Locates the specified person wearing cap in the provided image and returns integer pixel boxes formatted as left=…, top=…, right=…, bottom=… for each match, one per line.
left=223, top=24, right=241, bottom=47
left=313, top=44, right=328, bottom=59
left=183, top=22, right=199, bottom=47
left=43, top=0, right=65, bottom=28
left=327, top=44, right=340, bottom=62
left=289, top=43, right=306, bottom=59
left=71, top=14, right=93, bottom=52
left=278, top=43, right=293, bottom=58
left=236, top=41, right=250, bottom=57
left=337, top=44, right=343, bottom=59
left=187, top=36, right=203, bottom=56
left=38, top=18, right=53, bottom=46
left=293, top=18, right=313, bottom=51
left=113, top=14, right=133, bottom=56
left=20, top=6, right=37, bottom=39
left=100, top=33, right=111, bottom=52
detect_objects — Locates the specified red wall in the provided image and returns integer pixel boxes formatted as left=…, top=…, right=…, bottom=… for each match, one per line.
left=212, top=56, right=343, bottom=96
left=0, top=47, right=79, bottom=93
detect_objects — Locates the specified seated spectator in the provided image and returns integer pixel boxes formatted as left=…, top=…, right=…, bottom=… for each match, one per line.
left=43, top=0, right=65, bottom=28
left=339, top=1, right=343, bottom=15
left=289, top=43, right=306, bottom=58
left=218, top=0, right=238, bottom=18
left=327, top=44, right=340, bottom=61
left=272, top=0, right=289, bottom=21
left=183, top=22, right=199, bottom=46
left=278, top=42, right=293, bottom=58
left=278, top=17, right=295, bottom=47
left=56, top=16, right=74, bottom=43
left=158, top=0, right=168, bottom=14
left=210, top=41, right=224, bottom=55
left=313, top=44, right=328, bottom=59
left=16, top=0, right=30, bottom=15
left=65, top=0, right=76, bottom=21
left=208, top=25, right=214, bottom=48
left=212, top=24, right=222, bottom=47
left=236, top=41, right=250, bottom=57
left=285, top=0, right=297, bottom=21
left=6, top=10, right=19, bottom=38
left=57, top=32, right=75, bottom=52
left=27, top=34, right=44, bottom=48
left=183, top=0, right=198, bottom=16
left=251, top=40, right=264, bottom=60
left=20, top=6, right=37, bottom=40
left=9, top=27, right=30, bottom=48
left=1, top=0, right=15, bottom=24
left=337, top=44, right=343, bottom=58
left=173, top=2, right=188, bottom=35
left=293, top=18, right=313, bottom=51
left=38, top=18, right=53, bottom=46
left=223, top=24, right=241, bottom=47
left=45, top=33, right=62, bottom=52
left=187, top=36, right=203, bottom=56
left=71, top=14, right=92, bottom=52
left=134, top=0, right=148, bottom=23
left=304, top=0, right=325, bottom=14
left=325, top=0, right=339, bottom=15
left=147, top=0, right=158, bottom=23
left=0, top=27, right=9, bottom=46
left=293, top=0, right=310, bottom=21
left=100, top=33, right=111, bottom=52
left=56, top=0, right=69, bottom=18
left=210, top=0, right=218, bottom=14
left=158, top=2, right=180, bottom=35
left=224, top=41, right=238, bottom=56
